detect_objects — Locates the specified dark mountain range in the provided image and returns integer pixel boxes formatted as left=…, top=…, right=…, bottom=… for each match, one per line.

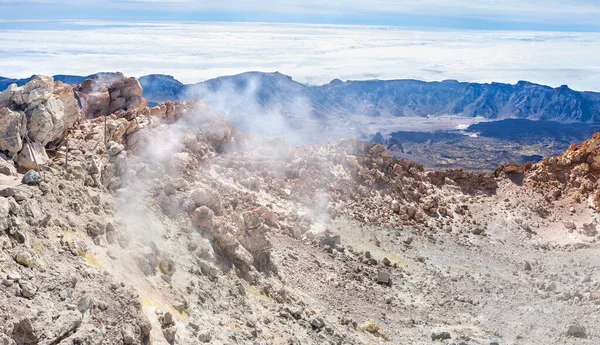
left=3, top=72, right=600, bottom=122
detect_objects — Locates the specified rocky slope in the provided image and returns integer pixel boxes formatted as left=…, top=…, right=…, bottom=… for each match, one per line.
left=0, top=74, right=599, bottom=345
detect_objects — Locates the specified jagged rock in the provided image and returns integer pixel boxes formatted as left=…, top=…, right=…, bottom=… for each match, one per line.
left=0, top=107, right=25, bottom=154
left=189, top=186, right=223, bottom=215
left=19, top=281, right=37, bottom=299
left=581, top=223, right=597, bottom=237
left=198, top=331, right=212, bottom=343
left=86, top=222, right=106, bottom=236
left=158, top=257, right=176, bottom=276
left=138, top=312, right=152, bottom=336
left=0, top=77, right=79, bottom=152
left=26, top=94, right=72, bottom=145
left=12, top=311, right=82, bottom=345
left=162, top=324, right=177, bottom=343
left=0, top=157, right=17, bottom=176
left=77, top=295, right=94, bottom=314
left=107, top=141, right=124, bottom=156
left=77, top=73, right=147, bottom=118
left=0, top=333, right=16, bottom=345
left=242, top=210, right=262, bottom=229
left=311, top=316, right=325, bottom=329
left=191, top=206, right=215, bottom=233
left=0, top=83, right=16, bottom=107
left=121, top=324, right=136, bottom=344
left=160, top=312, right=174, bottom=326
left=16, top=141, right=49, bottom=170
left=22, top=75, right=54, bottom=106
left=46, top=310, right=83, bottom=344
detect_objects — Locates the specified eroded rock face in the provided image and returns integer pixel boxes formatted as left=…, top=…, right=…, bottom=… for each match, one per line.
left=0, top=108, right=25, bottom=155
left=26, top=81, right=80, bottom=146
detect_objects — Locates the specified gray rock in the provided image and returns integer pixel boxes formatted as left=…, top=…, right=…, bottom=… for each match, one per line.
left=431, top=331, right=451, bottom=341
left=192, top=206, right=215, bottom=233
left=8, top=271, right=21, bottom=282
left=138, top=312, right=152, bottom=336
left=198, top=331, right=212, bottom=343
left=77, top=295, right=94, bottom=314
left=162, top=324, right=177, bottom=342
left=107, top=141, right=125, bottom=156
left=377, top=270, right=391, bottom=286
left=19, top=281, right=37, bottom=299
left=564, top=324, right=587, bottom=338
left=86, top=222, right=106, bottom=236
left=311, top=316, right=325, bottom=329
left=0, top=333, right=17, bottom=345
left=161, top=312, right=174, bottom=325
left=0, top=186, right=32, bottom=201
left=159, top=257, right=176, bottom=277
left=524, top=261, right=532, bottom=271
left=122, top=324, right=136, bottom=344
left=44, top=310, right=83, bottom=344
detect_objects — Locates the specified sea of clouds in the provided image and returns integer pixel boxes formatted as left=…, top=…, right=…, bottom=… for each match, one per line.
left=1, top=21, right=600, bottom=91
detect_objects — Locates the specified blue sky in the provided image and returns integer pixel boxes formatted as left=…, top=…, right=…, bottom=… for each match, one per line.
left=1, top=0, right=600, bottom=31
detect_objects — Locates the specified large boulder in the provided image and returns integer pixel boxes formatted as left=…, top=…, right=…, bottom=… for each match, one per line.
left=26, top=82, right=80, bottom=145
left=0, top=76, right=80, bottom=169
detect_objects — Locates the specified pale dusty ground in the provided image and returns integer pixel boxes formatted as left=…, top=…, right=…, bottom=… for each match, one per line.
left=271, top=179, right=600, bottom=345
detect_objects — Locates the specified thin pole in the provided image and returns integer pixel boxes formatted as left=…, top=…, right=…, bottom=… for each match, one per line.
left=65, top=138, right=69, bottom=170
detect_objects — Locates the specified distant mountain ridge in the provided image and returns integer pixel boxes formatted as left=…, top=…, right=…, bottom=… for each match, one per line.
left=3, top=72, right=600, bottom=122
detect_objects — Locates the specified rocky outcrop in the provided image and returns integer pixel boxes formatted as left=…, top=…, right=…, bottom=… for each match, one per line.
left=496, top=132, right=600, bottom=211
left=0, top=76, right=80, bottom=171
left=76, top=73, right=147, bottom=118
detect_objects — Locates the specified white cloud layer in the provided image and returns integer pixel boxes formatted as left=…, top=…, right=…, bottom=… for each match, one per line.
left=1, top=22, right=600, bottom=91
